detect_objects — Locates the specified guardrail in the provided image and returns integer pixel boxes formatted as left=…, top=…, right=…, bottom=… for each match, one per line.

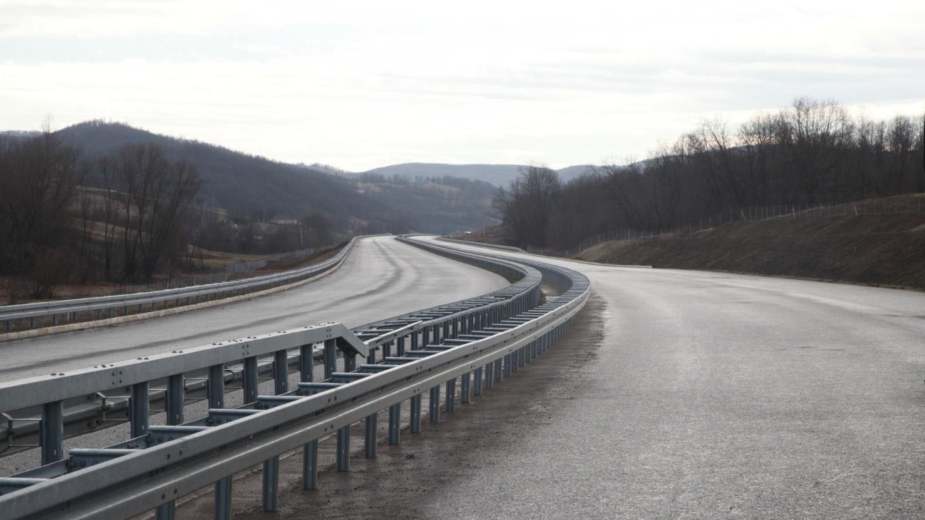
left=0, top=237, right=363, bottom=334
left=0, top=236, right=590, bottom=519
left=0, top=236, right=539, bottom=451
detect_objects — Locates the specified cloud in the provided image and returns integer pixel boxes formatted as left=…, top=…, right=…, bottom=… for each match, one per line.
left=1, top=0, right=923, bottom=170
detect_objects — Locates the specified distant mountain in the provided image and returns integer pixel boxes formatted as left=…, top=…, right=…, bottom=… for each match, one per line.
left=41, top=121, right=494, bottom=234
left=556, top=164, right=597, bottom=182
left=363, top=163, right=525, bottom=187
left=362, top=162, right=597, bottom=187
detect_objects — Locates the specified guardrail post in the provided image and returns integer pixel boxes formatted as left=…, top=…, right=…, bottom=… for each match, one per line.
left=273, top=350, right=288, bottom=394
left=474, top=367, right=483, bottom=396
left=383, top=340, right=392, bottom=358
left=461, top=372, right=471, bottom=404
left=323, top=339, right=337, bottom=379
left=166, top=374, right=184, bottom=425
left=410, top=395, right=422, bottom=433
left=155, top=501, right=175, bottom=520
left=303, top=439, right=319, bottom=490
left=208, top=364, right=225, bottom=408
left=336, top=425, right=350, bottom=471
left=364, top=413, right=377, bottom=458
left=214, top=478, right=232, bottom=520
left=262, top=456, right=280, bottom=512
left=429, top=386, right=440, bottom=424
left=411, top=331, right=419, bottom=350
left=243, top=357, right=258, bottom=404
left=344, top=351, right=356, bottom=372
left=368, top=347, right=377, bottom=364
left=299, top=345, right=313, bottom=382
left=446, top=379, right=456, bottom=414
left=421, top=327, right=429, bottom=347
left=396, top=336, right=406, bottom=356
left=40, top=400, right=64, bottom=464
left=495, top=359, right=504, bottom=383
left=388, top=403, right=401, bottom=445
left=130, top=381, right=149, bottom=437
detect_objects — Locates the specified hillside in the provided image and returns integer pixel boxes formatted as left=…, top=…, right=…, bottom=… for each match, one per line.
left=355, top=174, right=498, bottom=233
left=362, top=162, right=594, bottom=187
left=46, top=121, right=496, bottom=234
left=54, top=121, right=400, bottom=229
left=577, top=194, right=925, bottom=290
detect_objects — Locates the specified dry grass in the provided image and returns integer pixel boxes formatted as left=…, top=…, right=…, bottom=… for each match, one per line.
left=577, top=194, right=925, bottom=291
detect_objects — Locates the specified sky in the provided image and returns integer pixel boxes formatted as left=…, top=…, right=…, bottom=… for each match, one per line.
left=1, top=0, right=924, bottom=171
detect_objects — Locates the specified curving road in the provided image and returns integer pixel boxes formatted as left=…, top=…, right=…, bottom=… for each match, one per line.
left=0, top=236, right=508, bottom=381
left=288, top=236, right=925, bottom=519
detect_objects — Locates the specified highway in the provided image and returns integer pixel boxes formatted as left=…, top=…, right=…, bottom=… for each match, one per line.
left=0, top=236, right=508, bottom=382
left=250, top=236, right=925, bottom=519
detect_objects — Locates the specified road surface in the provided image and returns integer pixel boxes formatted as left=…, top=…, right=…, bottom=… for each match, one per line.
left=0, top=236, right=508, bottom=382
left=239, top=236, right=925, bottom=519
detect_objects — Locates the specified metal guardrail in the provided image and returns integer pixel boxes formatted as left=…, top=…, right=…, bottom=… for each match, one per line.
left=0, top=237, right=539, bottom=447
left=0, top=236, right=591, bottom=519
left=0, top=237, right=364, bottom=333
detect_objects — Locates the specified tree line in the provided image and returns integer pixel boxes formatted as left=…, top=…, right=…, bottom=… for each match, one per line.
left=496, top=99, right=925, bottom=250
left=0, top=133, right=203, bottom=297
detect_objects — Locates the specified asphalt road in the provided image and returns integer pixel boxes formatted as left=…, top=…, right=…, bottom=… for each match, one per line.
left=257, top=236, right=925, bottom=519
left=0, top=236, right=508, bottom=382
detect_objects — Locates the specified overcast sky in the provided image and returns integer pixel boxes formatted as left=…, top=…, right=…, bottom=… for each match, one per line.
left=2, top=0, right=924, bottom=170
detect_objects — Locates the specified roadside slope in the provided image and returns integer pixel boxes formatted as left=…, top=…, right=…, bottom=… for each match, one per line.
left=578, top=194, right=925, bottom=290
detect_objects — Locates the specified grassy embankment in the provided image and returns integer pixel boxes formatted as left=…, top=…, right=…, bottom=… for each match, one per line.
left=577, top=194, right=925, bottom=290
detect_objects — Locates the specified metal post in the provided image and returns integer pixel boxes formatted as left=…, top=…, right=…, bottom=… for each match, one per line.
left=344, top=351, right=357, bottom=372
left=130, top=381, right=149, bottom=437
left=166, top=374, right=184, bottom=425
left=40, top=401, right=64, bottom=464
left=388, top=403, right=401, bottom=445
left=410, top=395, right=422, bottom=433
left=446, top=379, right=456, bottom=414
left=429, top=386, right=440, bottom=424
left=273, top=350, right=288, bottom=394
left=365, top=413, right=377, bottom=459
left=411, top=331, right=419, bottom=350
left=208, top=364, right=224, bottom=408
left=397, top=336, right=406, bottom=356
left=155, top=501, right=175, bottom=520
left=214, top=478, right=232, bottom=520
left=323, top=339, right=337, bottom=379
left=300, top=344, right=314, bottom=382
left=474, top=367, right=483, bottom=396
left=495, top=359, right=503, bottom=383
left=461, top=372, right=471, bottom=404
left=337, top=425, right=350, bottom=472
left=303, top=440, right=318, bottom=490
left=262, top=456, right=279, bottom=512
left=242, top=356, right=258, bottom=404
left=421, top=327, right=429, bottom=347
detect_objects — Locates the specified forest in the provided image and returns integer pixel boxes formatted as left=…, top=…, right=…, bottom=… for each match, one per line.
left=496, top=99, right=925, bottom=251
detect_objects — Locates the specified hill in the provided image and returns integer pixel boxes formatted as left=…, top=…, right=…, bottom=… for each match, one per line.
left=362, top=162, right=595, bottom=187
left=577, top=194, right=925, bottom=291
left=46, top=121, right=496, bottom=234
left=53, top=121, right=400, bottom=230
